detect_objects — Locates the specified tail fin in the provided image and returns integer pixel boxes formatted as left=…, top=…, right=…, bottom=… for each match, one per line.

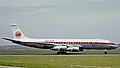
left=11, top=23, right=28, bottom=39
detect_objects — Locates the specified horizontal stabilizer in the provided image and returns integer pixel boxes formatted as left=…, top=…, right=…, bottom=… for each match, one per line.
left=2, top=37, right=21, bottom=44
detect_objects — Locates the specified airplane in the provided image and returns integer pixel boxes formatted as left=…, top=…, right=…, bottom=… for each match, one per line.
left=3, top=23, right=118, bottom=54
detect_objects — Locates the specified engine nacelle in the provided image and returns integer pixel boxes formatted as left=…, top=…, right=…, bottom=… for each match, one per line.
left=51, top=46, right=67, bottom=51
left=67, top=47, right=80, bottom=52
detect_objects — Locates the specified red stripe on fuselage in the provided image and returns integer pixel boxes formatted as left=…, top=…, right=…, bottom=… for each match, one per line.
left=45, top=42, right=114, bottom=45
left=21, top=42, right=116, bottom=45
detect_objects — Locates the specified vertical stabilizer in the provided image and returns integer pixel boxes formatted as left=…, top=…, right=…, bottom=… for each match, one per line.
left=11, top=23, right=28, bottom=39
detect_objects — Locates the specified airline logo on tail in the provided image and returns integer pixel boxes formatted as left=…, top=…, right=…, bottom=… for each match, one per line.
left=15, top=31, right=22, bottom=38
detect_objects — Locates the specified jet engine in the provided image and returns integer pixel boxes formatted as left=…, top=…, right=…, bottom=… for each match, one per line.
left=51, top=46, right=67, bottom=51
left=66, top=47, right=80, bottom=52
left=51, top=46, right=84, bottom=52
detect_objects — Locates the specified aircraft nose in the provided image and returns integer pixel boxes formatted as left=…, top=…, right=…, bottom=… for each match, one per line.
left=111, top=44, right=118, bottom=49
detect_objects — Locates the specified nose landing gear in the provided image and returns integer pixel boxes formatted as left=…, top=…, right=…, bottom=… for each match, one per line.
left=104, top=49, right=107, bottom=54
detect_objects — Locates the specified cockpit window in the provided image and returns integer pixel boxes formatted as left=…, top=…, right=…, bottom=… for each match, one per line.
left=111, top=43, right=116, bottom=45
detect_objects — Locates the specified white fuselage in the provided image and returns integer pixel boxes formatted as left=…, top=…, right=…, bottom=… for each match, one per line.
left=14, top=38, right=118, bottom=50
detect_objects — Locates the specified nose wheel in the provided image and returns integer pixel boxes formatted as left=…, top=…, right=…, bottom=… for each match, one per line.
left=104, top=49, right=107, bottom=54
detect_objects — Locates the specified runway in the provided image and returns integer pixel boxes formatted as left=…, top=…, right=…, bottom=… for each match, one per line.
left=0, top=53, right=120, bottom=56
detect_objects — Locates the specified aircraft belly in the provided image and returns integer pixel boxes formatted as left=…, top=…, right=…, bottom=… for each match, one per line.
left=82, top=44, right=111, bottom=49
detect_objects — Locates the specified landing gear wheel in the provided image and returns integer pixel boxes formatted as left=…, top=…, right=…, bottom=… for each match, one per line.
left=104, top=49, right=107, bottom=54
left=104, top=51, right=107, bottom=54
left=57, top=52, right=60, bottom=54
left=57, top=52, right=66, bottom=54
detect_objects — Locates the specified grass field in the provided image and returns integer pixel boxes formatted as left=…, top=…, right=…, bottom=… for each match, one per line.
left=0, top=49, right=119, bottom=68
left=0, top=56, right=120, bottom=68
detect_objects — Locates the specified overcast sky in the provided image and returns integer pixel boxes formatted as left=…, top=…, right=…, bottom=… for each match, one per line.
left=0, top=0, right=120, bottom=44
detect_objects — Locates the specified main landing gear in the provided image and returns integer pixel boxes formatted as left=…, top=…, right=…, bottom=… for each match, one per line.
left=57, top=50, right=66, bottom=54
left=57, top=52, right=66, bottom=54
